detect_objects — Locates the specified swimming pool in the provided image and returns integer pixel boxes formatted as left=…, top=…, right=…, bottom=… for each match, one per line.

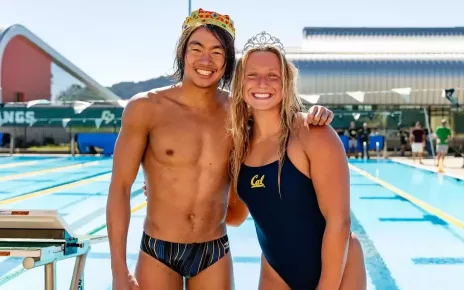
left=0, top=156, right=462, bottom=289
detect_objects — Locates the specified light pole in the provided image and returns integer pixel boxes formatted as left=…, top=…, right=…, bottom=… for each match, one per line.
left=188, top=0, right=192, bottom=15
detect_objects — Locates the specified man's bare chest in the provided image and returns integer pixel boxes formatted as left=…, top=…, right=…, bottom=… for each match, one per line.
left=148, top=116, right=231, bottom=167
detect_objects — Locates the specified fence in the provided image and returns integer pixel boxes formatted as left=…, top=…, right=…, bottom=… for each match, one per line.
left=1, top=102, right=462, bottom=156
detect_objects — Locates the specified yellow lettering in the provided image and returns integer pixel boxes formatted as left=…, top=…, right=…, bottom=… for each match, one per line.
left=251, top=175, right=265, bottom=188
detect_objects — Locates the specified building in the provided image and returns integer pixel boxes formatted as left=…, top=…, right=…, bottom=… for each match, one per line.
left=293, top=27, right=464, bottom=105
left=0, top=24, right=121, bottom=147
left=0, top=24, right=120, bottom=103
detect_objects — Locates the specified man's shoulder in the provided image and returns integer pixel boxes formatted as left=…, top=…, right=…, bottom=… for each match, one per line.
left=122, top=88, right=169, bottom=119
left=125, top=91, right=155, bottom=108
left=149, top=83, right=179, bottom=95
left=436, top=126, right=450, bottom=133
left=127, top=84, right=178, bottom=107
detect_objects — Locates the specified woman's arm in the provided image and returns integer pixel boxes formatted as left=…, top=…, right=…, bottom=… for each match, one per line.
left=299, top=124, right=351, bottom=290
left=225, top=184, right=249, bottom=227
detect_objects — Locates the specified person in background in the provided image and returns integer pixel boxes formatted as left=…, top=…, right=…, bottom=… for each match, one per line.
left=410, top=121, right=425, bottom=164
left=434, top=119, right=452, bottom=167
left=347, top=121, right=358, bottom=158
left=399, top=126, right=409, bottom=157
left=424, top=128, right=433, bottom=157
left=358, top=123, right=370, bottom=159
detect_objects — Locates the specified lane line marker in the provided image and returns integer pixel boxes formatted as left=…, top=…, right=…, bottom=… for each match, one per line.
left=0, top=161, right=101, bottom=182
left=0, top=161, right=40, bottom=169
left=349, top=163, right=464, bottom=229
left=0, top=173, right=111, bottom=206
left=0, top=157, right=69, bottom=170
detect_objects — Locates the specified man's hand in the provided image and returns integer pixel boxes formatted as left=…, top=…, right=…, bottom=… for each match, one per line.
left=305, top=105, right=334, bottom=126
left=113, top=273, right=140, bottom=290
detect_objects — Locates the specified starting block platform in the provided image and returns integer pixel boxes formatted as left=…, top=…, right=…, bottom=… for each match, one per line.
left=0, top=210, right=107, bottom=290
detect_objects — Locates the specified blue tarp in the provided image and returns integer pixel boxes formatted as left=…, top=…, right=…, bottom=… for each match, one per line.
left=76, top=133, right=118, bottom=156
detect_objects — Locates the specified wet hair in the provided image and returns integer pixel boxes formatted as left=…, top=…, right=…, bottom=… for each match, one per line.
left=228, top=45, right=302, bottom=196
left=171, top=24, right=236, bottom=89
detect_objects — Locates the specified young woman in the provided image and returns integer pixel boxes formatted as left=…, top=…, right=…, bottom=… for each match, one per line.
left=225, top=42, right=366, bottom=289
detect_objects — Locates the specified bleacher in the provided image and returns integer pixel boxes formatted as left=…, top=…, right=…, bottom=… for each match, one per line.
left=339, top=134, right=385, bottom=153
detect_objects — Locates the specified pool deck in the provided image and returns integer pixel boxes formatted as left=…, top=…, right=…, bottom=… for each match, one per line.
left=390, top=156, right=464, bottom=180
left=0, top=155, right=463, bottom=289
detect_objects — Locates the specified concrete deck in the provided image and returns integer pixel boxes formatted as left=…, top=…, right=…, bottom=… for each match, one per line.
left=390, top=156, right=464, bottom=180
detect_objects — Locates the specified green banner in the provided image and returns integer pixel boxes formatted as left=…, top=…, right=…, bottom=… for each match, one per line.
left=0, top=106, right=123, bottom=128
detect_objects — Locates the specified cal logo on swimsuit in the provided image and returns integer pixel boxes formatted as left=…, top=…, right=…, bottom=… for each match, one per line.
left=251, top=174, right=265, bottom=188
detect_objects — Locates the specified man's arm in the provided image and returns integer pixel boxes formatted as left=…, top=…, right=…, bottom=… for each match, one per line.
left=106, top=94, right=153, bottom=278
left=300, top=125, right=351, bottom=290
left=225, top=183, right=249, bottom=227
left=447, top=129, right=453, bottom=142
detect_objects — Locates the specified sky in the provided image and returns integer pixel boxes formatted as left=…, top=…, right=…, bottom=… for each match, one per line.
left=2, top=0, right=464, bottom=87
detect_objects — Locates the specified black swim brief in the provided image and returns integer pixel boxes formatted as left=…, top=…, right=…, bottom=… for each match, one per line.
left=140, top=231, right=230, bottom=278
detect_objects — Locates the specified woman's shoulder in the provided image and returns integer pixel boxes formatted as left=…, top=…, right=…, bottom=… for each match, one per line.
left=292, top=113, right=342, bottom=152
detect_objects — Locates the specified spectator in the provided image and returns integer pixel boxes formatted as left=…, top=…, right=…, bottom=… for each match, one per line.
left=347, top=121, right=358, bottom=158
left=410, top=121, right=425, bottom=164
left=399, top=127, right=409, bottom=157
left=359, top=123, right=370, bottom=159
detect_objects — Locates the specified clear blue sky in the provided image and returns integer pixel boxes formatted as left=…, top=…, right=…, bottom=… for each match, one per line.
left=2, top=0, right=464, bottom=86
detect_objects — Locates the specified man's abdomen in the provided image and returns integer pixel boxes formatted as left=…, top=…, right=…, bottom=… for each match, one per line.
left=143, top=170, right=229, bottom=243
left=143, top=198, right=227, bottom=243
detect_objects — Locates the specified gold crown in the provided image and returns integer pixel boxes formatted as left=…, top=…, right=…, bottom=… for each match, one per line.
left=182, top=8, right=235, bottom=39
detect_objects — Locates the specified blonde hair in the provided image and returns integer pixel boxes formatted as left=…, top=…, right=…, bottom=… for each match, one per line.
left=228, top=45, right=303, bottom=195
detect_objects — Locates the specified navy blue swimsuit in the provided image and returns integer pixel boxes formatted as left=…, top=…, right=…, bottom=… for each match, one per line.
left=237, top=149, right=326, bottom=289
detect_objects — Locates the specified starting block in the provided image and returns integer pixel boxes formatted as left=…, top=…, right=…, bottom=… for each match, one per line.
left=0, top=210, right=107, bottom=290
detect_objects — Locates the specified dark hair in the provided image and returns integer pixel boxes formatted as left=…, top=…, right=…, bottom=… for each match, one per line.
left=171, top=24, right=236, bottom=89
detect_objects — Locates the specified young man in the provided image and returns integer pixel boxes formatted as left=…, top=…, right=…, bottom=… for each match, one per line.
left=410, top=121, right=425, bottom=164
left=358, top=123, right=370, bottom=159
left=435, top=119, right=452, bottom=167
left=106, top=8, right=334, bottom=290
left=347, top=121, right=358, bottom=158
left=399, top=126, right=409, bottom=157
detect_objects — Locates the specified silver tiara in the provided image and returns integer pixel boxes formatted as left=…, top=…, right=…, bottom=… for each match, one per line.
left=242, top=31, right=285, bottom=54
